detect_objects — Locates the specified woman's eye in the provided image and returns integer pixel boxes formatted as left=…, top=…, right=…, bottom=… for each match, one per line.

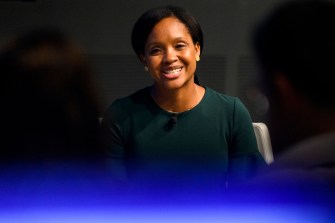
left=175, top=44, right=186, bottom=50
left=149, top=48, right=161, bottom=55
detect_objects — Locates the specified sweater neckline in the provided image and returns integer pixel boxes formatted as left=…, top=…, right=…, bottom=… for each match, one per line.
left=147, top=86, right=208, bottom=116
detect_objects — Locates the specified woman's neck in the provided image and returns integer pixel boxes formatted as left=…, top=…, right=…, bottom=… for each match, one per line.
left=151, top=83, right=204, bottom=113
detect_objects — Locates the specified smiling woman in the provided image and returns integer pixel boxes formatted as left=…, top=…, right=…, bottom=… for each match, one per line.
left=100, top=5, right=265, bottom=200
left=143, top=17, right=200, bottom=93
left=143, top=16, right=203, bottom=113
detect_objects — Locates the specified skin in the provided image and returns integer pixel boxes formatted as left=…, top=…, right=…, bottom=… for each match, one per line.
left=141, top=17, right=205, bottom=113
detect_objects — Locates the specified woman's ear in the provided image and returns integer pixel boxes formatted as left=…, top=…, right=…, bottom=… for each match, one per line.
left=195, top=42, right=200, bottom=57
left=139, top=54, right=149, bottom=72
left=139, top=54, right=146, bottom=65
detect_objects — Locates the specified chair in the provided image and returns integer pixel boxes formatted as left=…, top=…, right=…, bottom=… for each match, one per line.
left=253, top=122, right=274, bottom=164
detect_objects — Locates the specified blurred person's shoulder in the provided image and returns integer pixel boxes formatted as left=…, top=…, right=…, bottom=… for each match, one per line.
left=268, top=131, right=335, bottom=188
left=232, top=132, right=335, bottom=203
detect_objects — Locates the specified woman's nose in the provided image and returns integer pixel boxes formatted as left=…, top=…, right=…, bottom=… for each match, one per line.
left=162, top=49, right=178, bottom=63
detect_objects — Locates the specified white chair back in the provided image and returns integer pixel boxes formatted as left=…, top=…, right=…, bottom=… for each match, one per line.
left=253, top=122, right=274, bottom=164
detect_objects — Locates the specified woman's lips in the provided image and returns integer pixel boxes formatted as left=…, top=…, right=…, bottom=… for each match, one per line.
left=161, top=67, right=182, bottom=79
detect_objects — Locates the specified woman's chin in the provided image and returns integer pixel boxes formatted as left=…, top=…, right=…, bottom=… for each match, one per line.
left=161, top=79, right=193, bottom=90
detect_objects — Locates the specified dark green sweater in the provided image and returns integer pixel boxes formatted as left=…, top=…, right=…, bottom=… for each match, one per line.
left=101, top=86, right=265, bottom=190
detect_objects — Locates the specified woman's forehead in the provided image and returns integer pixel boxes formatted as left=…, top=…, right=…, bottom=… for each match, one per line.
left=147, top=17, right=191, bottom=42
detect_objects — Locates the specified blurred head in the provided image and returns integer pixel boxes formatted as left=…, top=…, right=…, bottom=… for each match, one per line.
left=253, top=0, right=335, bottom=151
left=0, top=27, right=103, bottom=164
left=253, top=0, right=335, bottom=108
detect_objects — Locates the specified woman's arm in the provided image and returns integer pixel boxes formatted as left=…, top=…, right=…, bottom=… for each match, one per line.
left=227, top=98, right=266, bottom=184
left=100, top=102, right=128, bottom=183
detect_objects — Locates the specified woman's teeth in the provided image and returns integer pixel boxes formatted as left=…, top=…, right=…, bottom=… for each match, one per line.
left=164, top=68, right=182, bottom=74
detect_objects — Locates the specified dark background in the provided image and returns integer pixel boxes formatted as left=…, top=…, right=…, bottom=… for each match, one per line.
left=1, top=0, right=318, bottom=121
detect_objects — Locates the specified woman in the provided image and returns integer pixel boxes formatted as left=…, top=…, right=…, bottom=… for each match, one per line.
left=101, top=5, right=264, bottom=194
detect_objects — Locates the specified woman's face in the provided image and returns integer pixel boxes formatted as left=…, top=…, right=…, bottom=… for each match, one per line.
left=142, top=17, right=200, bottom=90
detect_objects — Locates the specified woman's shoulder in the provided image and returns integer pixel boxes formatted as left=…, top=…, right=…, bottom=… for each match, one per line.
left=204, top=86, right=240, bottom=105
left=103, top=87, right=152, bottom=119
left=203, top=87, right=250, bottom=116
left=114, top=87, right=150, bottom=105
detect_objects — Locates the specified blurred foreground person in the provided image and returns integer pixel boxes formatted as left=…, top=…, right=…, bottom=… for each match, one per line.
left=239, top=0, right=335, bottom=205
left=0, top=28, right=112, bottom=208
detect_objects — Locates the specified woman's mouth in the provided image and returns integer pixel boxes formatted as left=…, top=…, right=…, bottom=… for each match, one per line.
left=161, top=67, right=182, bottom=79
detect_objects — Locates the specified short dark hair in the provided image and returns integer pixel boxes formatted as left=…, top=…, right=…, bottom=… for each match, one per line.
left=253, top=0, right=335, bottom=107
left=131, top=5, right=204, bottom=58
